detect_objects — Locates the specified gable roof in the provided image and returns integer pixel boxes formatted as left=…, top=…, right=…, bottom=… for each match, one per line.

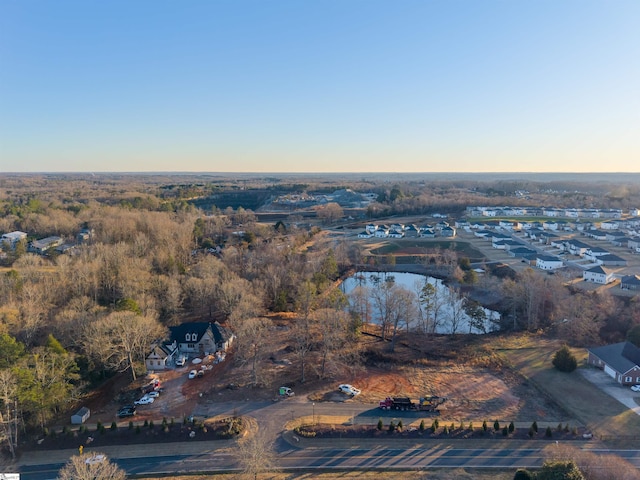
left=170, top=322, right=211, bottom=344
left=586, top=265, right=608, bottom=275
left=169, top=321, right=233, bottom=345
left=589, top=341, right=640, bottom=374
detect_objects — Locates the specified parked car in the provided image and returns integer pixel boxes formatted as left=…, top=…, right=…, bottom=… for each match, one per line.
left=196, top=370, right=204, bottom=378
left=631, top=385, right=640, bottom=392
left=146, top=391, right=160, bottom=398
left=85, top=454, right=106, bottom=465
left=188, top=370, right=197, bottom=379
left=134, top=395, right=155, bottom=405
left=338, top=384, right=361, bottom=396
left=117, top=406, right=136, bottom=417
left=176, top=356, right=187, bottom=367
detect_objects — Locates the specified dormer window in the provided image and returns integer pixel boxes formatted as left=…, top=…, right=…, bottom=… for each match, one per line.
left=186, top=333, right=192, bottom=341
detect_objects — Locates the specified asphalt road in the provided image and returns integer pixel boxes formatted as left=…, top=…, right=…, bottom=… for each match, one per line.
left=18, top=445, right=640, bottom=480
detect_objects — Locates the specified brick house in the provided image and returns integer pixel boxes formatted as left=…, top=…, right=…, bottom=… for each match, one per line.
left=588, top=342, right=640, bottom=385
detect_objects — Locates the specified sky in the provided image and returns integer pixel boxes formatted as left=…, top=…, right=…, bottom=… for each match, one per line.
left=0, top=0, right=639, bottom=173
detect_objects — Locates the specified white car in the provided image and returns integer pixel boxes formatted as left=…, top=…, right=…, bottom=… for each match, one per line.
left=146, top=391, right=160, bottom=398
left=188, top=370, right=197, bottom=379
left=134, top=395, right=155, bottom=405
left=85, top=454, right=106, bottom=464
left=631, top=385, right=640, bottom=392
left=338, top=384, right=361, bottom=396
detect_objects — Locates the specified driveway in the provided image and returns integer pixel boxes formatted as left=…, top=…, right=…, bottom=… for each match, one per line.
left=580, top=368, right=640, bottom=415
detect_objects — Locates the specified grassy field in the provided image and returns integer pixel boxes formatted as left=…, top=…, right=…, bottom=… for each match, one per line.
left=495, top=335, right=640, bottom=443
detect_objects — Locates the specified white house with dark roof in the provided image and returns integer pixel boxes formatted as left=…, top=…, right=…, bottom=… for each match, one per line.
left=621, top=275, right=640, bottom=291
left=145, top=342, right=178, bottom=371
left=588, top=342, right=640, bottom=385
left=596, top=254, right=627, bottom=267
left=535, top=255, right=563, bottom=271
left=583, top=265, right=614, bottom=284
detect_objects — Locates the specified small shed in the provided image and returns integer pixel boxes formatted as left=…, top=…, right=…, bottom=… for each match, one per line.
left=71, top=407, right=90, bottom=425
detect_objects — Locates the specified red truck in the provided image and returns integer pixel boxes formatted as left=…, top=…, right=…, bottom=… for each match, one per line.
left=378, top=396, right=446, bottom=412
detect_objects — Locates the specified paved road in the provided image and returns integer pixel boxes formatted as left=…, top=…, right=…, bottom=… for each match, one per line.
left=12, top=396, right=640, bottom=478
left=18, top=444, right=640, bottom=480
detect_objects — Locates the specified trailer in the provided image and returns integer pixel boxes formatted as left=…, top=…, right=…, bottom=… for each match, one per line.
left=378, top=395, right=446, bottom=412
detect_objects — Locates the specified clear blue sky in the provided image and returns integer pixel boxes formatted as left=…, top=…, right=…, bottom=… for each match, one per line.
left=1, top=0, right=639, bottom=173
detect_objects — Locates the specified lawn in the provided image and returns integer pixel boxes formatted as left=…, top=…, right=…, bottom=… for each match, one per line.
left=368, top=239, right=485, bottom=261
left=495, top=335, right=640, bottom=443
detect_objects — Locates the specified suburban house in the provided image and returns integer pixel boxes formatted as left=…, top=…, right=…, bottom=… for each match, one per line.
left=357, top=231, right=374, bottom=239
left=588, top=342, right=640, bottom=385
left=621, top=275, right=640, bottom=291
left=583, top=266, right=615, bottom=285
left=145, top=342, right=178, bottom=371
left=146, top=321, right=235, bottom=371
left=169, top=321, right=235, bottom=356
left=596, top=254, right=627, bottom=267
left=535, top=255, right=563, bottom=271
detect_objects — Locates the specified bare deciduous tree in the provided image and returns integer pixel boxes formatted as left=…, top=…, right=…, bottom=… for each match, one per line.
left=83, top=311, right=166, bottom=381
left=57, top=452, right=126, bottom=480
left=235, top=431, right=277, bottom=480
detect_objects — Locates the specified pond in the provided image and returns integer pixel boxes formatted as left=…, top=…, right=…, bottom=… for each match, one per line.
left=341, top=271, right=500, bottom=334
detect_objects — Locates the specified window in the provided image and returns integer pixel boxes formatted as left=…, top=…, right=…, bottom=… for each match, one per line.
left=187, top=343, right=195, bottom=349
left=186, top=333, right=192, bottom=341
left=625, top=376, right=632, bottom=383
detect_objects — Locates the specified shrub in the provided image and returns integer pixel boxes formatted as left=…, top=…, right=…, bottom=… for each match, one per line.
left=564, top=423, right=570, bottom=433
left=494, top=420, right=500, bottom=432
left=149, top=420, right=155, bottom=429
left=557, top=423, right=563, bottom=432
left=552, top=345, right=578, bottom=372
left=96, top=421, right=102, bottom=432
left=110, top=421, right=117, bottom=431
left=433, top=418, right=439, bottom=429
left=397, top=420, right=403, bottom=431
left=99, top=424, right=106, bottom=435
left=509, top=421, right=515, bottom=434
left=502, top=426, right=509, bottom=436
left=513, top=469, right=534, bottom=480
left=128, top=421, right=134, bottom=430
left=293, top=425, right=316, bottom=438
left=532, top=421, right=538, bottom=433
left=378, top=418, right=384, bottom=431
left=388, top=422, right=396, bottom=433
left=419, top=419, right=425, bottom=432
left=162, top=417, right=168, bottom=427
left=430, top=421, right=437, bottom=434
left=443, top=425, right=449, bottom=435
left=545, top=426, right=552, bottom=438
left=468, top=421, right=473, bottom=431
left=482, top=420, right=488, bottom=432
left=449, top=422, right=455, bottom=431
left=458, top=420, right=464, bottom=430
left=143, top=420, right=149, bottom=428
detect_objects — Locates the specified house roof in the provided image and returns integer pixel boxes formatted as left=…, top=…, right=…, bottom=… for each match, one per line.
left=586, top=266, right=609, bottom=275
left=621, top=275, right=640, bottom=286
left=598, top=254, right=626, bottom=263
left=169, top=321, right=233, bottom=345
left=537, top=255, right=561, bottom=262
left=589, top=342, right=640, bottom=375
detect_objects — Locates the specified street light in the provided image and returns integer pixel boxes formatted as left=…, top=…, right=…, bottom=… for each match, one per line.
left=312, top=402, right=315, bottom=425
